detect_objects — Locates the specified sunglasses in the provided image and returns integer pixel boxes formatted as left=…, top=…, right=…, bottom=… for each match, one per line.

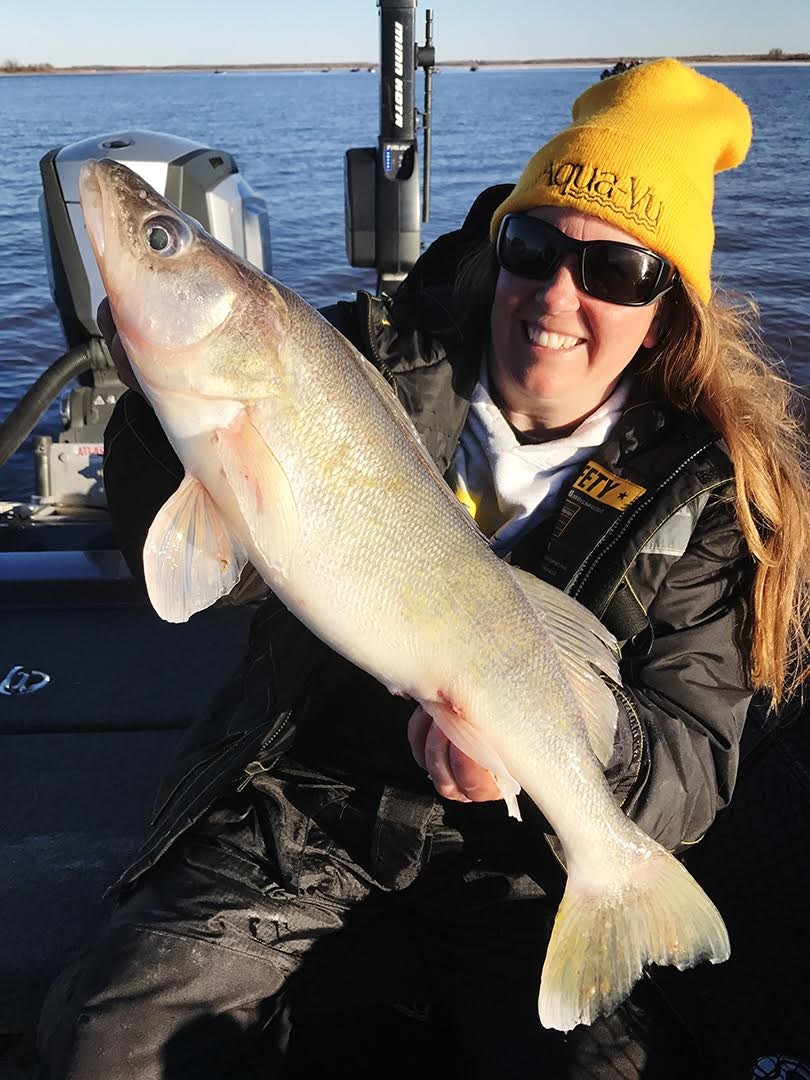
left=495, top=213, right=678, bottom=307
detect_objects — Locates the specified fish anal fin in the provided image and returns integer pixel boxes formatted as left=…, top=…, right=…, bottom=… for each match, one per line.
left=422, top=692, right=522, bottom=820
left=144, top=473, right=249, bottom=623
left=216, top=412, right=299, bottom=578
left=539, top=838, right=729, bottom=1032
left=509, top=566, right=621, bottom=766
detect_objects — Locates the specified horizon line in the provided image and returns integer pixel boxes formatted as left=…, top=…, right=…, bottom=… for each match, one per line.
left=3, top=50, right=809, bottom=74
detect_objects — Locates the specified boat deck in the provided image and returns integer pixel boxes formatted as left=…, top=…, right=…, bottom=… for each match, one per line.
left=1, top=517, right=809, bottom=1076
left=1, top=516, right=255, bottom=1074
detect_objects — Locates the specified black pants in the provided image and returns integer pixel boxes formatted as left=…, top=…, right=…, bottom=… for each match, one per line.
left=38, top=761, right=708, bottom=1079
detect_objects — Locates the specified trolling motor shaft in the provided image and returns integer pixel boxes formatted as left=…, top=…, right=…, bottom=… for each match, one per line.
left=345, top=0, right=435, bottom=295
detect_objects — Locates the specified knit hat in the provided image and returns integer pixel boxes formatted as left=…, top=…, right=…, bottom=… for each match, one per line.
left=489, top=59, right=752, bottom=302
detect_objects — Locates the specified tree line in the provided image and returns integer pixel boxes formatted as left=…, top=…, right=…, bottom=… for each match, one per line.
left=2, top=60, right=54, bottom=73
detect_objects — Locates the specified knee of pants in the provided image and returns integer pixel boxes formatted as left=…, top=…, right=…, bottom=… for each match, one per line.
left=35, top=939, right=178, bottom=1080
left=36, top=955, right=83, bottom=1077
left=35, top=906, right=303, bottom=1080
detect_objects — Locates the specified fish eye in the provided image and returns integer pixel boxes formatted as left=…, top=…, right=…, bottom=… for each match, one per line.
left=144, top=215, right=192, bottom=257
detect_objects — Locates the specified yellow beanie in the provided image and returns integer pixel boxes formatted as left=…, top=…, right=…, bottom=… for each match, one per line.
left=489, top=59, right=752, bottom=302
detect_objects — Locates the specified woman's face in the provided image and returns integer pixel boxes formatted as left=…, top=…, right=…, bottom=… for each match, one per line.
left=488, top=205, right=665, bottom=436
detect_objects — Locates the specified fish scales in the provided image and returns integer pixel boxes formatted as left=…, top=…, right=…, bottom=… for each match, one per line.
left=79, top=158, right=731, bottom=1033
left=249, top=287, right=556, bottom=689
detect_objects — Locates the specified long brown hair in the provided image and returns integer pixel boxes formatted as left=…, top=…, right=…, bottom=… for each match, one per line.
left=454, top=242, right=810, bottom=704
left=650, top=281, right=810, bottom=704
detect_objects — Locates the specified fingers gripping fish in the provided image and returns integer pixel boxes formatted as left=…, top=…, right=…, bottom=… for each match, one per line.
left=79, top=158, right=729, bottom=1033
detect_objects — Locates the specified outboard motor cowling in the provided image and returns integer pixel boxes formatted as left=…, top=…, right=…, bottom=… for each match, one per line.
left=40, top=130, right=272, bottom=347
left=5, top=131, right=272, bottom=509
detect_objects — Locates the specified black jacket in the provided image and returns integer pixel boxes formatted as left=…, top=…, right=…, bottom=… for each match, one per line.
left=103, top=189, right=754, bottom=893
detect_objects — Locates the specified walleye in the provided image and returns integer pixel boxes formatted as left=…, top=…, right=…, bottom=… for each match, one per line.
left=79, top=158, right=729, bottom=1031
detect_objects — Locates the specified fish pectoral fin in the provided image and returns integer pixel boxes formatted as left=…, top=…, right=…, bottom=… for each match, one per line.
left=144, top=473, right=249, bottom=623
left=216, top=413, right=299, bottom=578
left=422, top=695, right=522, bottom=820
left=509, top=566, right=621, bottom=767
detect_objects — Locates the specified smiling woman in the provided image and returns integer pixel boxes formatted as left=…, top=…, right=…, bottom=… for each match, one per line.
left=39, top=58, right=810, bottom=1080
left=450, top=59, right=810, bottom=704
left=487, top=207, right=667, bottom=437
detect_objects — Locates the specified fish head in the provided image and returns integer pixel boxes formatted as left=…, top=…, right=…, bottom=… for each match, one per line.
left=79, top=158, right=289, bottom=400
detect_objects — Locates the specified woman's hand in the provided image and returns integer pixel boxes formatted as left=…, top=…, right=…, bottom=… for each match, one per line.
left=407, top=705, right=502, bottom=803
left=97, top=297, right=140, bottom=392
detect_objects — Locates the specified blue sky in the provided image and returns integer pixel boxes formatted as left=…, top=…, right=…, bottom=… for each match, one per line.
left=4, top=0, right=807, bottom=68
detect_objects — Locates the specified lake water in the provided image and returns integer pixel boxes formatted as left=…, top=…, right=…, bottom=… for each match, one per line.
left=1, top=64, right=808, bottom=500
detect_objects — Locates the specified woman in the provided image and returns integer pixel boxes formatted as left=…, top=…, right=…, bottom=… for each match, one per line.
left=40, top=59, right=810, bottom=1079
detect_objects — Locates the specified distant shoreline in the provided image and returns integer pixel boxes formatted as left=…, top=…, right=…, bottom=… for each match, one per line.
left=2, top=53, right=809, bottom=76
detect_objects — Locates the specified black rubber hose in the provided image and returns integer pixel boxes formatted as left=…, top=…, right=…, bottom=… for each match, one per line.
left=0, top=344, right=93, bottom=468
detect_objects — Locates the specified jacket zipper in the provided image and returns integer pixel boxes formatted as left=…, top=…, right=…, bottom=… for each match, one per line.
left=362, top=292, right=400, bottom=395
left=568, top=440, right=718, bottom=600
left=235, top=708, right=294, bottom=792
left=148, top=719, right=271, bottom=826
left=611, top=684, right=646, bottom=809
left=236, top=760, right=272, bottom=792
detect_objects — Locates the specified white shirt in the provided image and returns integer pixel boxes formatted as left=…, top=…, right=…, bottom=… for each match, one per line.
left=447, top=360, right=630, bottom=554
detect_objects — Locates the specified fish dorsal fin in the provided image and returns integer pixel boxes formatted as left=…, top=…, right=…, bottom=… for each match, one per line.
left=144, top=473, right=249, bottom=623
left=509, top=566, right=621, bottom=766
left=219, top=411, right=300, bottom=579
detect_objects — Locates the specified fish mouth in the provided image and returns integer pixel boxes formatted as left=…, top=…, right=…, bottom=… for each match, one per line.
left=79, top=160, right=107, bottom=259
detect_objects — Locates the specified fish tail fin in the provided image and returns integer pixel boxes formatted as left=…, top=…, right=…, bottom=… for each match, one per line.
left=538, top=842, right=729, bottom=1032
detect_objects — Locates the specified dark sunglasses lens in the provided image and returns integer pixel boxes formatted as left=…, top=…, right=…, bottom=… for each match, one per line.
left=499, top=216, right=670, bottom=305
left=499, top=218, right=560, bottom=280
left=583, top=244, right=664, bottom=305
